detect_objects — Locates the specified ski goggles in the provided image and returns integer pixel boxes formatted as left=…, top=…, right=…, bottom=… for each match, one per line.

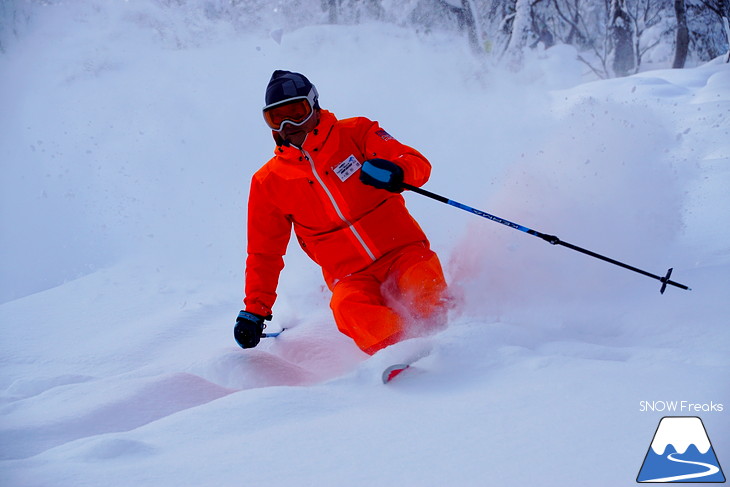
left=262, top=87, right=318, bottom=132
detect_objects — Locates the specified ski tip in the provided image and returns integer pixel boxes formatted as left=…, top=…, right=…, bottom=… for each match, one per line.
left=382, top=363, right=411, bottom=384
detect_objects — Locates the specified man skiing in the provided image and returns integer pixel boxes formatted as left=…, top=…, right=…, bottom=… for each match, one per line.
left=234, top=70, right=448, bottom=355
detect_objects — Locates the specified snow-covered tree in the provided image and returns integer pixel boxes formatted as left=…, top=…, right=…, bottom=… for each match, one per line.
left=506, top=0, right=536, bottom=58
left=609, top=0, right=637, bottom=75
left=673, top=0, right=689, bottom=66
left=697, top=0, right=730, bottom=60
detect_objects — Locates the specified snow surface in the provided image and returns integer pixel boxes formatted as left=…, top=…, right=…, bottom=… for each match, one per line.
left=1, top=4, right=729, bottom=487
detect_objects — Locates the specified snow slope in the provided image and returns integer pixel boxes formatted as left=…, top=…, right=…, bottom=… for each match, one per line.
left=1, top=4, right=729, bottom=486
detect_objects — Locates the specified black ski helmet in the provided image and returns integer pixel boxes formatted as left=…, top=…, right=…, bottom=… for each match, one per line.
left=264, top=70, right=319, bottom=109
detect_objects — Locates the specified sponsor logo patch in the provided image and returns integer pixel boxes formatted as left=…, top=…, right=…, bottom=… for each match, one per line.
left=375, top=129, right=394, bottom=141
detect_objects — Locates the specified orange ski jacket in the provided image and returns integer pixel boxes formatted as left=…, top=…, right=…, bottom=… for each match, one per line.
left=244, top=110, right=433, bottom=317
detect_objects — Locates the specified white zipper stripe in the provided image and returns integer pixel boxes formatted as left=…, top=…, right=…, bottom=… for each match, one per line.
left=302, top=149, right=377, bottom=262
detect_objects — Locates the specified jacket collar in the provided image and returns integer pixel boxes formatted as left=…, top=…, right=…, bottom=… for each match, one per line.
left=272, top=109, right=337, bottom=159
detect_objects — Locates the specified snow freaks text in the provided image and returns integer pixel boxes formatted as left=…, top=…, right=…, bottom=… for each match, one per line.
left=639, top=401, right=724, bottom=413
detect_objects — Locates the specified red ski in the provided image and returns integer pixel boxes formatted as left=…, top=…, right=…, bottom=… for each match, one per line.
left=382, top=363, right=411, bottom=384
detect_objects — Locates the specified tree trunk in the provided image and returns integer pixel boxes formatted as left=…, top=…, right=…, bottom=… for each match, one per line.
left=460, top=0, right=481, bottom=52
left=325, top=0, right=338, bottom=24
left=725, top=15, right=730, bottom=62
left=673, top=0, right=689, bottom=68
left=609, top=0, right=636, bottom=76
left=723, top=0, right=730, bottom=62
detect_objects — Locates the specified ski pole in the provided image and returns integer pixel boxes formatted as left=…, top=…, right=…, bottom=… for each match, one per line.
left=402, top=182, right=691, bottom=294
left=261, top=328, right=286, bottom=339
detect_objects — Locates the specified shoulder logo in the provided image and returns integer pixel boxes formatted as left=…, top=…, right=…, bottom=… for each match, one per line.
left=375, top=129, right=393, bottom=141
left=637, top=416, right=725, bottom=483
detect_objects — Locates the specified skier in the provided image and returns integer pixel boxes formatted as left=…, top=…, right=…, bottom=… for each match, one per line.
left=234, top=70, right=448, bottom=355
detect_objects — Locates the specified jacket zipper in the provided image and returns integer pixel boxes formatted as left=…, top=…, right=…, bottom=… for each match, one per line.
left=301, top=149, right=376, bottom=262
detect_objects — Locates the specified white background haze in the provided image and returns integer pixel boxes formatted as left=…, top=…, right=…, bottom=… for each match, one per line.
left=1, top=2, right=729, bottom=486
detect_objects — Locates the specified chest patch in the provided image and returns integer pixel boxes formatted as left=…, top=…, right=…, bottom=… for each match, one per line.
left=333, top=155, right=362, bottom=182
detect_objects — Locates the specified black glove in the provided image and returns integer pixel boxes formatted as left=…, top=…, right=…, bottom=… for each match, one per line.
left=234, top=311, right=269, bottom=349
left=360, top=158, right=404, bottom=193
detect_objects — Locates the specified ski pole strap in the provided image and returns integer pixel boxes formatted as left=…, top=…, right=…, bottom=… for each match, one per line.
left=401, top=183, right=691, bottom=293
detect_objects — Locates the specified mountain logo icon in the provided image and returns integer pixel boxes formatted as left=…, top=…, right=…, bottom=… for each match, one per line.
left=637, top=416, right=725, bottom=483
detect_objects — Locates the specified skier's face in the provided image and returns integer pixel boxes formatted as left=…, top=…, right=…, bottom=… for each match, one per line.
left=280, top=109, right=320, bottom=147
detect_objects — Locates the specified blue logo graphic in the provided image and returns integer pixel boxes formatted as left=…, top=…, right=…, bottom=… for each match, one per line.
left=637, top=416, right=725, bottom=483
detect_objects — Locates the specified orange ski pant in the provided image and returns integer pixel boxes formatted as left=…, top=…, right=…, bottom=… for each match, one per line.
left=327, top=243, right=447, bottom=355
